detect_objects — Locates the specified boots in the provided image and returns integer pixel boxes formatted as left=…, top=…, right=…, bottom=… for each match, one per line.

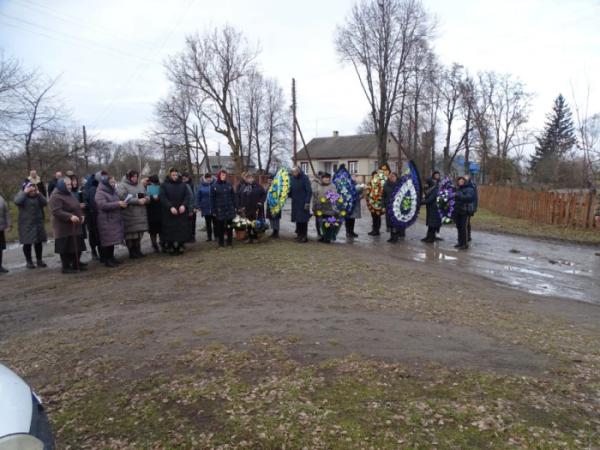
left=36, top=259, right=47, bottom=268
left=270, top=229, right=279, bottom=238
left=387, top=232, right=398, bottom=243
left=91, top=246, right=99, bottom=260
left=26, top=259, right=36, bottom=269
left=61, top=254, right=77, bottom=274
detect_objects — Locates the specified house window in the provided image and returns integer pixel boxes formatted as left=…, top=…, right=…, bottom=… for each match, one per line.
left=300, top=162, right=309, bottom=173
left=348, top=161, right=358, bottom=174
left=324, top=161, right=332, bottom=173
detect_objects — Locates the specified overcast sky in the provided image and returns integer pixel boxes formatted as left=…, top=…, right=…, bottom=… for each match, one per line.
left=1, top=0, right=599, bottom=154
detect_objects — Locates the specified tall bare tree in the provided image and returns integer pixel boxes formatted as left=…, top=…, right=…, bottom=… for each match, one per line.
left=167, top=25, right=258, bottom=174
left=335, top=0, right=434, bottom=165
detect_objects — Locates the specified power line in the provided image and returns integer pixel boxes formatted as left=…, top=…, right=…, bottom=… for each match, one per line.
left=87, top=0, right=196, bottom=130
left=10, top=0, right=158, bottom=50
left=0, top=12, right=157, bottom=64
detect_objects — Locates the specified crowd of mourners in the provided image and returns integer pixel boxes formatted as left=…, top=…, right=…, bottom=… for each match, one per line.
left=1, top=162, right=578, bottom=276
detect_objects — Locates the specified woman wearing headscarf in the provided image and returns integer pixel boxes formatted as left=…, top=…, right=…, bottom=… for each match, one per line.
left=195, top=173, right=216, bottom=241
left=160, top=168, right=192, bottom=255
left=95, top=175, right=127, bottom=267
left=210, top=169, right=236, bottom=247
left=82, top=171, right=105, bottom=260
left=117, top=170, right=148, bottom=258
left=50, top=177, right=87, bottom=273
left=14, top=181, right=48, bottom=269
left=0, top=193, right=12, bottom=273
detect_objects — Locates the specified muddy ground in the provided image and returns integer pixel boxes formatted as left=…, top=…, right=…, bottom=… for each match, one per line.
left=1, top=219, right=600, bottom=449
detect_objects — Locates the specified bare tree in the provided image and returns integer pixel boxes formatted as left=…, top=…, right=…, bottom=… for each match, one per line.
left=167, top=25, right=258, bottom=174
left=18, top=75, right=67, bottom=171
left=571, top=84, right=600, bottom=186
left=335, top=0, right=434, bottom=165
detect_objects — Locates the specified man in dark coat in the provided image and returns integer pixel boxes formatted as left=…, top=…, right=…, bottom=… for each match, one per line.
left=382, top=172, right=404, bottom=243
left=211, top=169, right=236, bottom=247
left=465, top=176, right=478, bottom=242
left=421, top=178, right=441, bottom=243
left=453, top=176, right=475, bottom=250
left=47, top=170, right=62, bottom=197
left=160, top=168, right=192, bottom=255
left=289, top=166, right=312, bottom=243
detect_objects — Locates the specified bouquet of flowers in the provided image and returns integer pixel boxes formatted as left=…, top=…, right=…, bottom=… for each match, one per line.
left=315, top=190, right=345, bottom=241
left=251, top=217, right=269, bottom=234
left=388, top=160, right=422, bottom=229
left=366, top=170, right=386, bottom=215
left=232, top=215, right=251, bottom=231
left=266, top=168, right=290, bottom=217
left=437, top=177, right=455, bottom=224
left=332, top=165, right=357, bottom=215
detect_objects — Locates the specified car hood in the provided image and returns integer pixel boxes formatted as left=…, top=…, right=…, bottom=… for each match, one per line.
left=0, top=364, right=33, bottom=436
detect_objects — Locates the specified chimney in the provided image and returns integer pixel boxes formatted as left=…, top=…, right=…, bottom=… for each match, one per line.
left=333, top=130, right=339, bottom=137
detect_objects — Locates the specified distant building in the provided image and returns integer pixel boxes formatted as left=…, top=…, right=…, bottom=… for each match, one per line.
left=434, top=155, right=480, bottom=178
left=196, top=154, right=256, bottom=175
left=296, top=132, right=401, bottom=180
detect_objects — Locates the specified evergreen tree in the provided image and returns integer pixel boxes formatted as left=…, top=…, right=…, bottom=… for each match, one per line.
left=530, top=94, right=576, bottom=183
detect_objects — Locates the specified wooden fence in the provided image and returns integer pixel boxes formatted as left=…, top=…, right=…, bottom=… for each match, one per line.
left=478, top=186, right=598, bottom=229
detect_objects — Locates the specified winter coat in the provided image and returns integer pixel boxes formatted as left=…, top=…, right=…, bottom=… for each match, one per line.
left=466, top=180, right=478, bottom=215
left=289, top=171, right=312, bottom=223
left=349, top=184, right=364, bottom=219
left=47, top=177, right=59, bottom=197
left=210, top=180, right=236, bottom=221
left=196, top=179, right=215, bottom=216
left=454, top=184, right=475, bottom=217
left=184, top=180, right=196, bottom=213
left=160, top=177, right=192, bottom=242
left=95, top=182, right=125, bottom=247
left=116, top=176, right=149, bottom=234
left=14, top=191, right=47, bottom=245
left=422, top=180, right=441, bottom=228
left=237, top=181, right=266, bottom=220
left=382, top=179, right=400, bottom=228
left=82, top=173, right=100, bottom=216
left=0, top=194, right=11, bottom=231
left=50, top=188, right=84, bottom=240
left=146, top=185, right=162, bottom=232
left=312, top=181, right=339, bottom=216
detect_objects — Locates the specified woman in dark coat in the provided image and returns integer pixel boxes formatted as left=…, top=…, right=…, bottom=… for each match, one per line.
left=82, top=172, right=104, bottom=260
left=453, top=176, right=475, bottom=250
left=289, top=166, right=312, bottom=243
left=95, top=175, right=127, bottom=267
left=210, top=169, right=236, bottom=247
left=421, top=178, right=441, bottom=243
left=160, top=168, right=192, bottom=255
left=382, top=172, right=404, bottom=243
left=236, top=173, right=266, bottom=243
left=50, top=177, right=87, bottom=273
left=14, top=182, right=48, bottom=269
left=146, top=175, right=162, bottom=252
left=195, top=173, right=215, bottom=241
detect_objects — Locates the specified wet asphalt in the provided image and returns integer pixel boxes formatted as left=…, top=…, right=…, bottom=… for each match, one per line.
left=1, top=207, right=598, bottom=305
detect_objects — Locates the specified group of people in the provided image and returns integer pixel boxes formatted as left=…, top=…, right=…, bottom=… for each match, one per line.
left=0, top=163, right=518, bottom=275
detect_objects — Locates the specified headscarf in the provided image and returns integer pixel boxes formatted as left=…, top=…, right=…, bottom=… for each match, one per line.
left=55, top=177, right=71, bottom=195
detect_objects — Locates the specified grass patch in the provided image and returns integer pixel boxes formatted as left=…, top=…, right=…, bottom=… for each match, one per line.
left=472, top=208, right=600, bottom=244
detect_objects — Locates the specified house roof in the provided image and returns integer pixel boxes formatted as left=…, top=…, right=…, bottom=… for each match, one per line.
left=198, top=155, right=256, bottom=169
left=296, top=134, right=397, bottom=160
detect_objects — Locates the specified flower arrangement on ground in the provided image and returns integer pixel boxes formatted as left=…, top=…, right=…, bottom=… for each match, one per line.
left=437, top=177, right=455, bottom=224
left=315, top=190, right=345, bottom=241
left=251, top=217, right=269, bottom=234
left=266, top=168, right=290, bottom=217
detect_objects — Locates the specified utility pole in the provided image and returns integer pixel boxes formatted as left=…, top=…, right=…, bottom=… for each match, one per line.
left=292, top=78, right=297, bottom=166
left=137, top=144, right=143, bottom=174
left=82, top=125, right=89, bottom=172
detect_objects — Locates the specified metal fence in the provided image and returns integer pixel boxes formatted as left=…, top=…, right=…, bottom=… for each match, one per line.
left=478, top=186, right=598, bottom=229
